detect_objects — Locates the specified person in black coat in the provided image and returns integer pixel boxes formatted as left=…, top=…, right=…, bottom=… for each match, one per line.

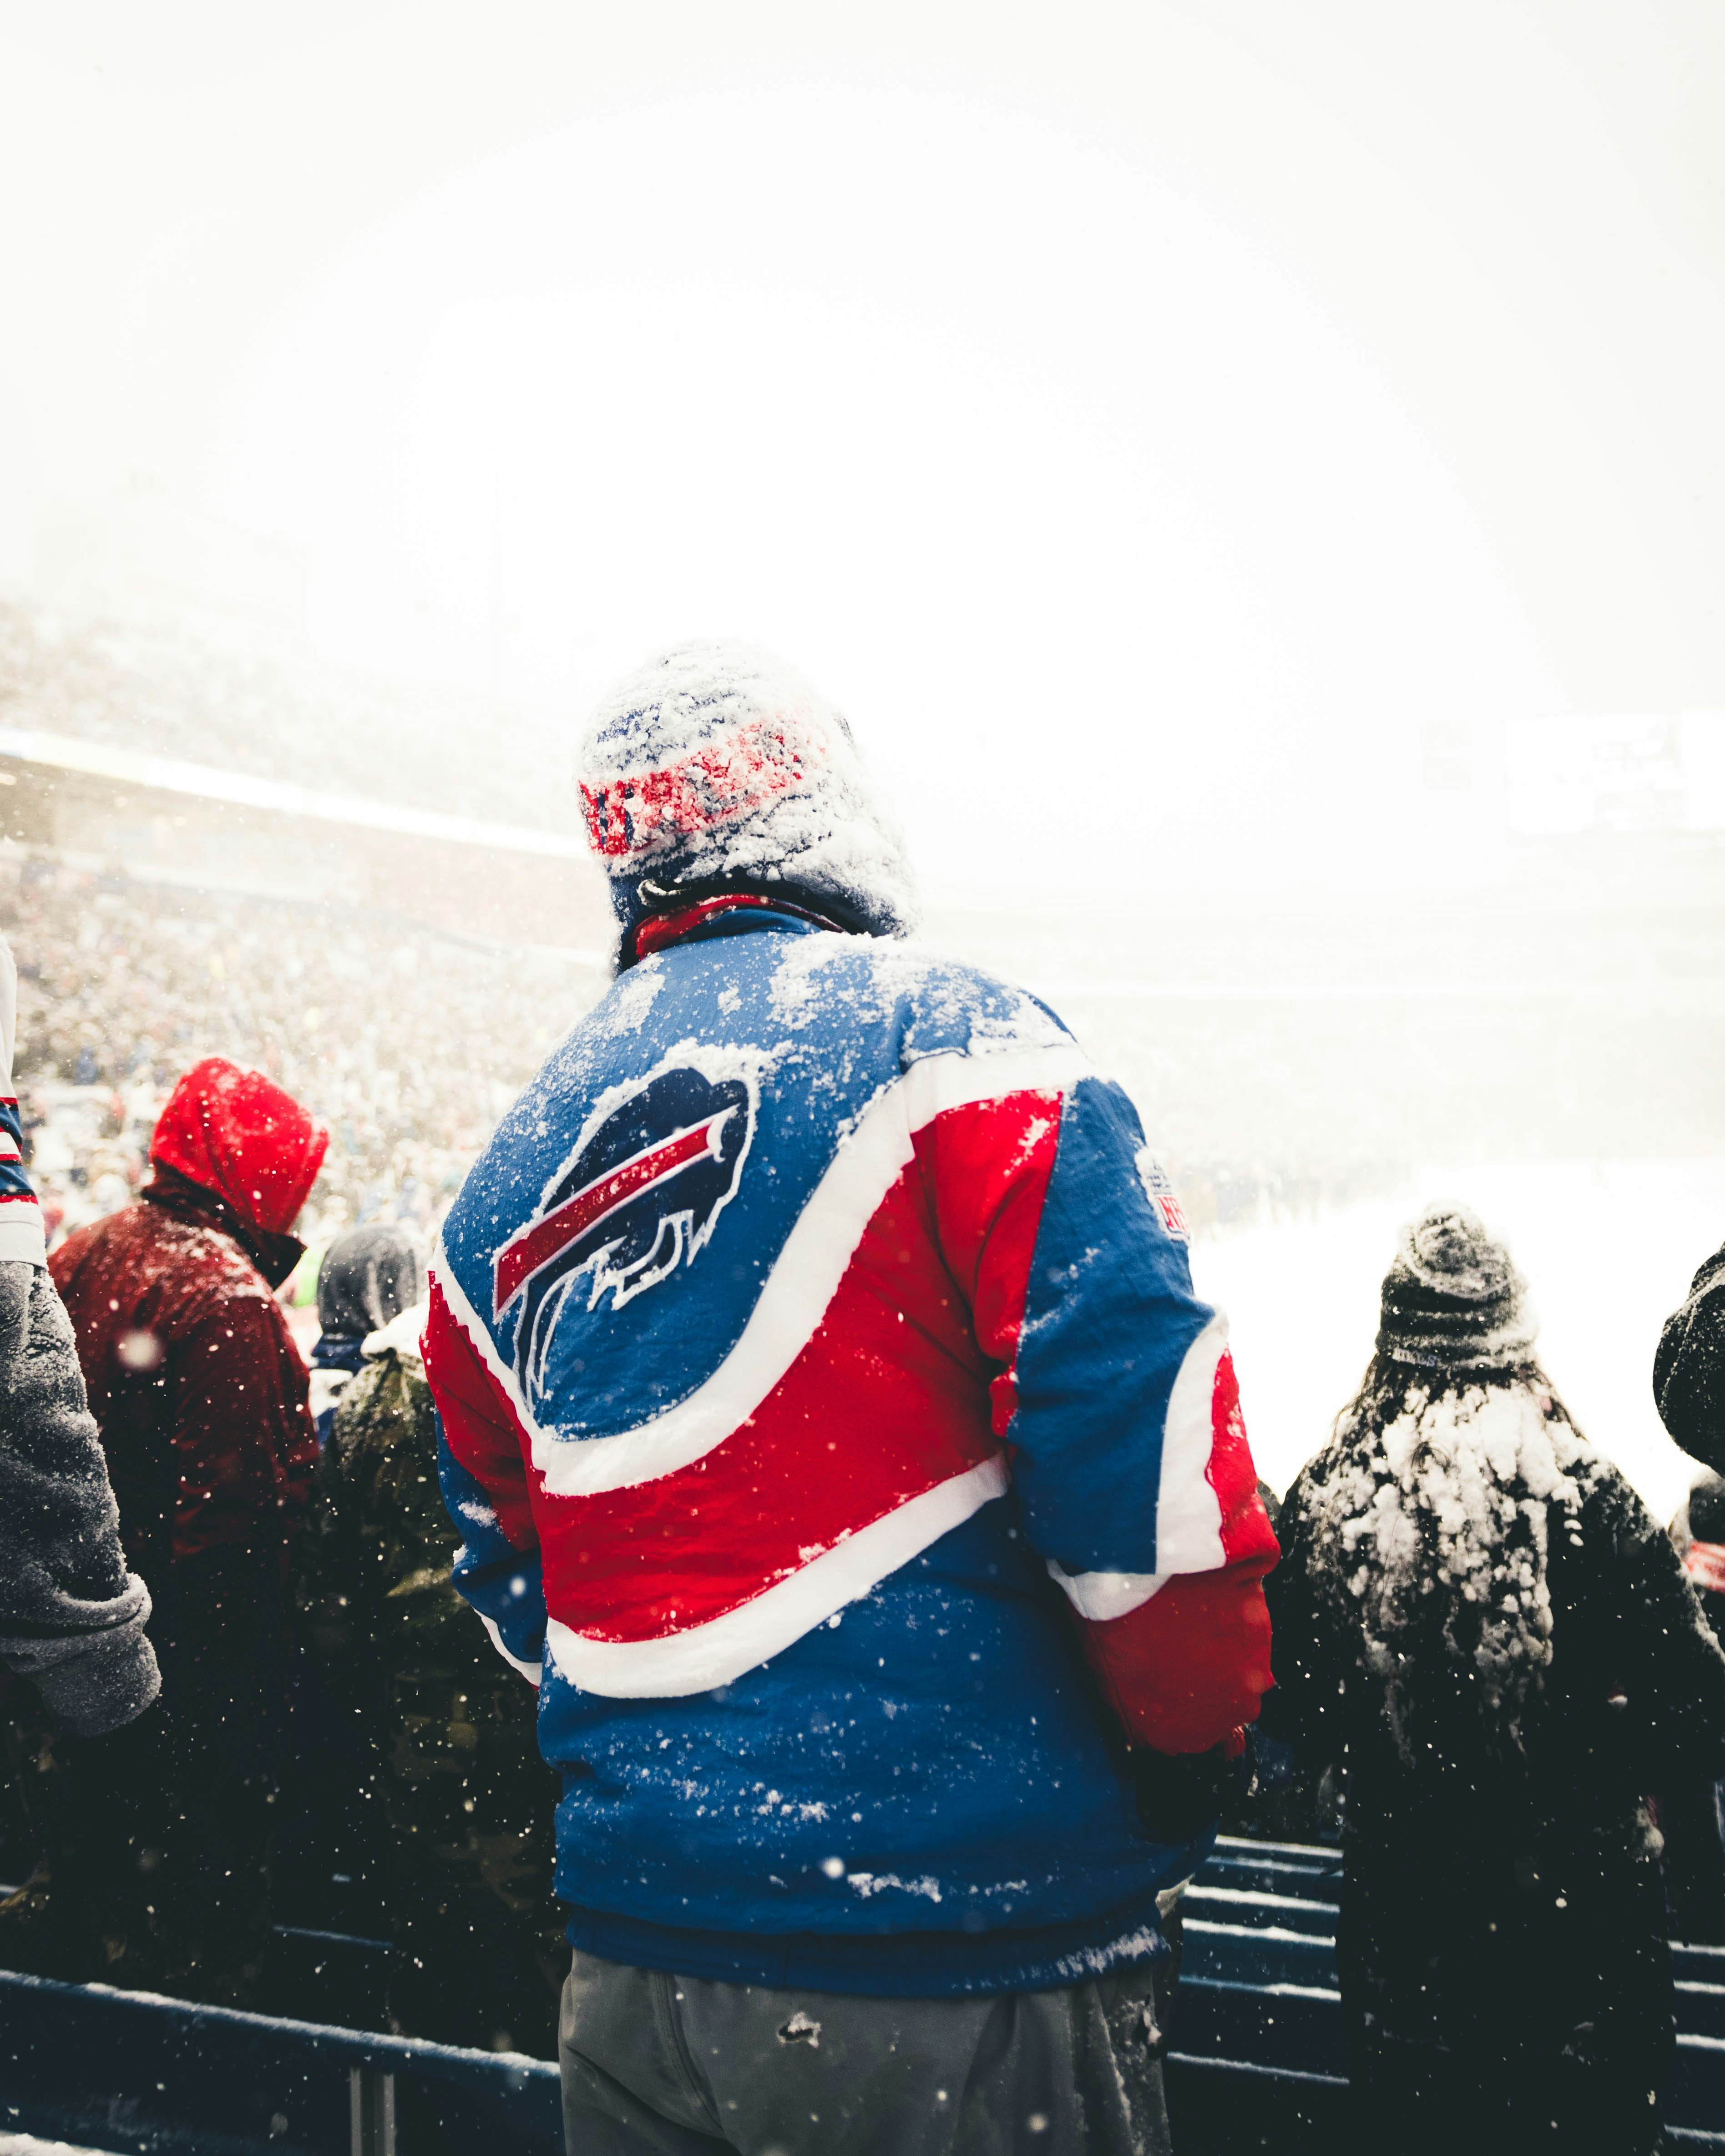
left=1659, top=1473, right=1725, bottom=1939
left=1655, top=1244, right=1725, bottom=1473
left=1265, top=1204, right=1725, bottom=2156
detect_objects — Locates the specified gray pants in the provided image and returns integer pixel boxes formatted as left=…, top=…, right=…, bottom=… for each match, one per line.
left=559, top=1947, right=1173, bottom=2156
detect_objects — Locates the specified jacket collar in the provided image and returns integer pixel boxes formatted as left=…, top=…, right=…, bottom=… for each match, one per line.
left=626, top=891, right=849, bottom=966
left=144, top=1164, right=306, bottom=1290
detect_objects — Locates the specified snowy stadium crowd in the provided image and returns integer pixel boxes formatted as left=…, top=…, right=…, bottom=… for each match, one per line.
left=0, top=850, right=1365, bottom=1261
left=0, top=595, right=569, bottom=835
left=6, top=633, right=1725, bottom=2156
left=0, top=851, right=598, bottom=1259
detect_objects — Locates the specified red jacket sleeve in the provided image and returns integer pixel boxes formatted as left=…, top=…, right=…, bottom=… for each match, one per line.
left=919, top=1077, right=1277, bottom=1757
left=1074, top=1538, right=1276, bottom=1755
left=422, top=1274, right=539, bottom=1555
left=423, top=1276, right=547, bottom=1678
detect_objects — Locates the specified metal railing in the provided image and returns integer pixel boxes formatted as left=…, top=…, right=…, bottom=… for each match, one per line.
left=0, top=1838, right=1718, bottom=2155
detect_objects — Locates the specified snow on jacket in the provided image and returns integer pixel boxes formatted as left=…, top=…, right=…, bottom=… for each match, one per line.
left=51, top=1059, right=327, bottom=1590
left=426, top=904, right=1277, bottom=1995
left=0, top=933, right=160, bottom=1734
left=1655, top=1239, right=1725, bottom=1476
left=308, top=1330, right=367, bottom=1450
left=1266, top=1376, right=1725, bottom=1866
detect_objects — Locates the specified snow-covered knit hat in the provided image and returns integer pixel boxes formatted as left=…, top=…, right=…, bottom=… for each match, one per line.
left=1375, top=1204, right=1537, bottom=1371
left=317, top=1223, right=421, bottom=1341
left=577, top=641, right=917, bottom=950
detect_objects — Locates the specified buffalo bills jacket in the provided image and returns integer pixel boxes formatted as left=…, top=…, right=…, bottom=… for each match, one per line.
left=427, top=903, right=1276, bottom=1996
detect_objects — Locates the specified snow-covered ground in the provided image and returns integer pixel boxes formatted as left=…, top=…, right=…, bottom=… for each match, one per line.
left=1194, top=1157, right=1725, bottom=1525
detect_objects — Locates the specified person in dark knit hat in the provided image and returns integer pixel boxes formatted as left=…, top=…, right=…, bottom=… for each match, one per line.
left=1265, top=1202, right=1725, bottom=2156
left=307, top=1224, right=421, bottom=1448
left=1655, top=1239, right=1725, bottom=1474
left=1373, top=1202, right=1537, bottom=1368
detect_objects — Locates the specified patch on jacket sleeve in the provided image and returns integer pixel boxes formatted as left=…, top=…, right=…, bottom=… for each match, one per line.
left=1134, top=1149, right=1190, bottom=1242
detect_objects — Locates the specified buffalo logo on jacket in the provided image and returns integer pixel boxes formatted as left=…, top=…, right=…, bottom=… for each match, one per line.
left=496, top=1059, right=754, bottom=1399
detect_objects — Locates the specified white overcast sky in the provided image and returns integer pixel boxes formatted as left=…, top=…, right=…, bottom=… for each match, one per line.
left=1, top=1, right=1722, bottom=901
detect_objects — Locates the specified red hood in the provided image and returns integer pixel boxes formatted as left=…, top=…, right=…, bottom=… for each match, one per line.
left=149, top=1058, right=329, bottom=1237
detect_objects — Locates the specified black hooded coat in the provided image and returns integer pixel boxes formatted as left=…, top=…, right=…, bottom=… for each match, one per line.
left=1267, top=1366, right=1725, bottom=2152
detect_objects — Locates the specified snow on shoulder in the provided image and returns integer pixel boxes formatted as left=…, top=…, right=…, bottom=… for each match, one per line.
left=1310, top=1378, right=1600, bottom=1744
left=362, top=1297, right=430, bottom=1365
left=765, top=927, right=1071, bottom=1060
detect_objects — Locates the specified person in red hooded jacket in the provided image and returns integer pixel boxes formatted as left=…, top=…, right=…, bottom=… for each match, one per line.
left=49, top=1058, right=328, bottom=2002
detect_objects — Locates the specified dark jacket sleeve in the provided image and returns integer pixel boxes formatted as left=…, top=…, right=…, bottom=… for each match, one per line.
left=170, top=1286, right=318, bottom=1564
left=1259, top=1461, right=1356, bottom=1761
left=1654, top=1242, right=1725, bottom=1472
left=1579, top=1461, right=1725, bottom=1788
left=0, top=1261, right=161, bottom=1735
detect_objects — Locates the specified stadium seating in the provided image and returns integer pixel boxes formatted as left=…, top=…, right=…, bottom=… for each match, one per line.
left=0, top=1838, right=1720, bottom=2155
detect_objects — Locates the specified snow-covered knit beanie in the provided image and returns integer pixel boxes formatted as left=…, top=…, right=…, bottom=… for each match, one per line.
left=1375, top=1204, right=1536, bottom=1371
left=577, top=641, right=918, bottom=952
left=317, top=1223, right=421, bottom=1341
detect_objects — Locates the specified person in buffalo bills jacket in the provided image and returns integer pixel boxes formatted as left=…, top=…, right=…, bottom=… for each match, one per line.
left=51, top=1057, right=327, bottom=2002
left=425, top=642, right=1278, bottom=2155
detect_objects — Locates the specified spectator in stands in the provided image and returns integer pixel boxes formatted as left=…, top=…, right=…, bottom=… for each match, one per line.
left=0, top=934, right=163, bottom=1984
left=1660, top=1474, right=1725, bottom=1940
left=307, top=1224, right=421, bottom=1448
left=1266, top=1205, right=1725, bottom=2156
left=1656, top=1241, right=1725, bottom=1474
left=292, top=1296, right=563, bottom=2056
left=427, top=643, right=1278, bottom=2156
left=1223, top=1477, right=1346, bottom=1847
left=1650, top=1253, right=1725, bottom=1942
left=50, top=1058, right=327, bottom=2005
left=1673, top=1473, right=1725, bottom=1650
